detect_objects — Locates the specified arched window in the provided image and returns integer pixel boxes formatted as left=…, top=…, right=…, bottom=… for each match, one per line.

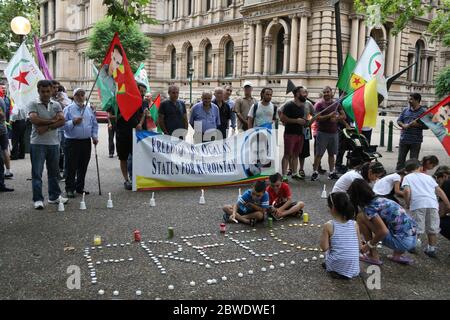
left=225, top=41, right=234, bottom=78
left=205, top=43, right=212, bottom=78
left=275, top=28, right=285, bottom=75
left=187, top=46, right=193, bottom=78
left=170, top=48, right=176, bottom=79
left=414, top=40, right=425, bottom=82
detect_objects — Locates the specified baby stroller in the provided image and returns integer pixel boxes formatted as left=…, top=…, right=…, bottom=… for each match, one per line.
left=341, top=128, right=382, bottom=171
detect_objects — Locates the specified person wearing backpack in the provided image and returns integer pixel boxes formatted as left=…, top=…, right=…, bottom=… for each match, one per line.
left=247, top=87, right=277, bottom=129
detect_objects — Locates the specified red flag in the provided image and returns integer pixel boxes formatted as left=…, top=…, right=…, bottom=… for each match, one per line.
left=418, top=95, right=450, bottom=156
left=100, top=33, right=141, bottom=121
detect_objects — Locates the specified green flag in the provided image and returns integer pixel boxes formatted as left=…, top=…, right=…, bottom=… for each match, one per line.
left=92, top=64, right=118, bottom=116
left=336, top=54, right=357, bottom=94
left=134, top=63, right=151, bottom=93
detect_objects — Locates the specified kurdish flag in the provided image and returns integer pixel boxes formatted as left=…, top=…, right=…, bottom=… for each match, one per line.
left=134, top=63, right=150, bottom=93
left=98, top=33, right=141, bottom=121
left=342, top=79, right=378, bottom=133
left=418, top=95, right=450, bottom=156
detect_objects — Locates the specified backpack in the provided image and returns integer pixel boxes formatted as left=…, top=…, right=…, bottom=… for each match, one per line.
left=251, top=102, right=277, bottom=127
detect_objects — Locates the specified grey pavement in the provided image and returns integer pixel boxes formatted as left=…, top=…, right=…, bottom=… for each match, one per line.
left=0, top=115, right=449, bottom=300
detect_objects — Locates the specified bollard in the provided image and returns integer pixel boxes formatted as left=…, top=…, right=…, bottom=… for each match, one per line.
left=380, top=119, right=385, bottom=147
left=387, top=120, right=393, bottom=152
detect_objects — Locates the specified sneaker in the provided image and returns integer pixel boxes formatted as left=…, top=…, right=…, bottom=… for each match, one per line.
left=298, top=170, right=306, bottom=179
left=424, top=249, right=437, bottom=258
left=0, top=186, right=14, bottom=192
left=292, top=173, right=303, bottom=180
left=124, top=180, right=132, bottom=190
left=109, top=154, right=114, bottom=158
left=287, top=169, right=292, bottom=176
left=328, top=172, right=339, bottom=180
left=48, top=195, right=69, bottom=204
left=282, top=175, right=289, bottom=183
left=34, top=201, right=44, bottom=210
left=66, top=191, right=75, bottom=198
left=311, top=171, right=319, bottom=181
left=4, top=172, right=13, bottom=179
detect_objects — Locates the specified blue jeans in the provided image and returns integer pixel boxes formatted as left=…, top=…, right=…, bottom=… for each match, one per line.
left=30, top=144, right=61, bottom=202
left=382, top=232, right=417, bottom=253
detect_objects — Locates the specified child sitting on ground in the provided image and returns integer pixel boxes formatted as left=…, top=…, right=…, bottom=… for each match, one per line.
left=420, top=155, right=439, bottom=174
left=222, top=180, right=269, bottom=226
left=266, top=173, right=305, bottom=220
left=373, top=168, right=407, bottom=203
left=320, top=192, right=361, bottom=279
left=402, top=159, right=450, bottom=258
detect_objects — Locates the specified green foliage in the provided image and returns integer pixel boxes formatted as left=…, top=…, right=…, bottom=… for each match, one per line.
left=0, top=0, right=40, bottom=60
left=353, top=0, right=449, bottom=44
left=86, top=17, right=150, bottom=72
left=103, top=0, right=156, bottom=26
left=435, top=66, right=450, bottom=98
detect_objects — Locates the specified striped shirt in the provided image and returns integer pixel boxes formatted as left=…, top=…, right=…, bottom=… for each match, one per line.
left=325, top=220, right=360, bottom=278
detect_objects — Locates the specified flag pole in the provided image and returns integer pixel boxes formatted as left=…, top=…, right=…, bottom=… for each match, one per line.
left=94, top=144, right=102, bottom=196
left=81, top=63, right=102, bottom=118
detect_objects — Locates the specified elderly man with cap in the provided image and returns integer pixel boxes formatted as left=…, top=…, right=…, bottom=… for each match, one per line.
left=63, top=88, right=99, bottom=198
left=234, top=81, right=257, bottom=132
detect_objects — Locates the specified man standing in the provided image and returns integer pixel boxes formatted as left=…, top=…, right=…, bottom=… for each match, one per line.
left=224, top=85, right=236, bottom=135
left=279, top=87, right=307, bottom=181
left=213, top=87, right=232, bottom=140
left=396, top=93, right=428, bottom=170
left=158, top=85, right=188, bottom=139
left=248, top=87, right=276, bottom=129
left=136, top=83, right=149, bottom=132
left=189, top=91, right=221, bottom=144
left=234, top=81, right=257, bottom=132
left=115, top=104, right=142, bottom=191
left=311, top=86, right=346, bottom=181
left=0, top=99, right=13, bottom=192
left=10, top=102, right=27, bottom=160
left=63, top=88, right=98, bottom=198
left=28, top=80, right=68, bottom=209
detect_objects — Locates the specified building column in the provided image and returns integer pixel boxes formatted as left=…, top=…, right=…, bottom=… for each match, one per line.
left=165, top=0, right=170, bottom=20
left=233, top=50, right=238, bottom=78
left=428, top=58, right=434, bottom=83
left=283, top=34, right=289, bottom=74
left=349, top=15, right=360, bottom=59
left=298, top=12, right=309, bottom=72
left=40, top=4, right=45, bottom=35
left=393, top=31, right=402, bottom=73
left=48, top=0, right=54, bottom=33
left=247, top=22, right=255, bottom=74
left=263, top=36, right=272, bottom=75
left=48, top=51, right=54, bottom=77
left=196, top=0, right=202, bottom=14
left=289, top=15, right=299, bottom=73
left=421, top=55, right=428, bottom=83
left=358, top=19, right=366, bottom=58
left=254, top=21, right=263, bottom=74
left=386, top=29, right=395, bottom=76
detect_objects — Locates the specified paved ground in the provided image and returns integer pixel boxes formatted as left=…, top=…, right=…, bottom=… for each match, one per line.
left=0, top=115, right=449, bottom=300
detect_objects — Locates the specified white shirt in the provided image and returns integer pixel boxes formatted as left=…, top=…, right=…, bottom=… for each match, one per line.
left=373, top=173, right=401, bottom=196
left=402, top=172, right=439, bottom=211
left=248, top=102, right=275, bottom=127
left=332, top=170, right=363, bottom=193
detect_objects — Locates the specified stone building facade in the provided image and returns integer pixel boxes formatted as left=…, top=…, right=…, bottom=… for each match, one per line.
left=38, top=0, right=450, bottom=108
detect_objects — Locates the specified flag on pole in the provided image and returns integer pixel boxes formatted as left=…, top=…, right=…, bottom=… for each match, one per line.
left=33, top=36, right=53, bottom=80
left=336, top=54, right=357, bottom=93
left=147, top=94, right=161, bottom=132
left=134, top=63, right=150, bottom=93
left=418, top=95, right=450, bottom=156
left=5, top=42, right=45, bottom=112
left=350, top=37, right=388, bottom=99
left=342, top=78, right=379, bottom=133
left=92, top=64, right=116, bottom=114
left=98, top=33, right=141, bottom=121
